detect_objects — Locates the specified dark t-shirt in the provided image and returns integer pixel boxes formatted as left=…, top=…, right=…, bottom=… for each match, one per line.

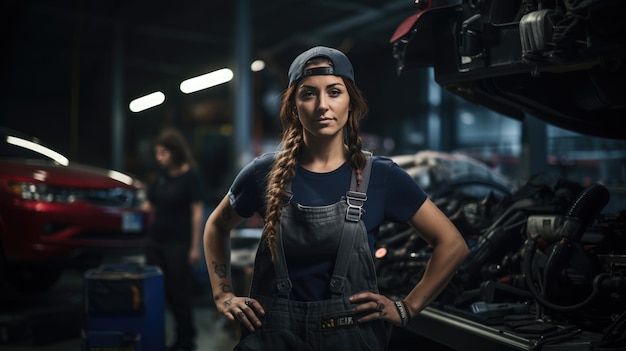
left=228, top=152, right=428, bottom=300
left=148, top=168, right=204, bottom=243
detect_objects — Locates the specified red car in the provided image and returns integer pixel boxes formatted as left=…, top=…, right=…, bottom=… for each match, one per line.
left=0, top=127, right=149, bottom=291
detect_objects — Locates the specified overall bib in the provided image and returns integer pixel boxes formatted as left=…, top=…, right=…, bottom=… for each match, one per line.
left=235, top=155, right=390, bottom=351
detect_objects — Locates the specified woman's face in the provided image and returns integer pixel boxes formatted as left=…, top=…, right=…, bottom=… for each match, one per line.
left=154, top=144, right=172, bottom=169
left=294, top=63, right=351, bottom=140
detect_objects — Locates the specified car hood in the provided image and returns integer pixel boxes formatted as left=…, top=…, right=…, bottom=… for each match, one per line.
left=390, top=1, right=626, bottom=139
left=0, top=159, right=142, bottom=189
left=393, top=150, right=516, bottom=195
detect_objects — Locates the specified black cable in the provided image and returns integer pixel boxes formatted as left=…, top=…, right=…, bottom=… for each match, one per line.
left=523, top=238, right=608, bottom=312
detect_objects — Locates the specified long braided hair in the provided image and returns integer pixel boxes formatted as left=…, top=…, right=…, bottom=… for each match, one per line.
left=263, top=59, right=369, bottom=261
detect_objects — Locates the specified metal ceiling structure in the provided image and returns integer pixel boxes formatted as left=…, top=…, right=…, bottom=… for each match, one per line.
left=3, top=0, right=418, bottom=104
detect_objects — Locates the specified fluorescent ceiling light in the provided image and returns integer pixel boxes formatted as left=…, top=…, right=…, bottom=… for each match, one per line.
left=129, top=91, right=166, bottom=112
left=180, top=68, right=234, bottom=94
left=251, top=60, right=265, bottom=72
left=7, top=136, right=69, bottom=166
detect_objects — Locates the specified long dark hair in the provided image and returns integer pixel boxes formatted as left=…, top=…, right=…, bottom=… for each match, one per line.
left=155, top=127, right=197, bottom=169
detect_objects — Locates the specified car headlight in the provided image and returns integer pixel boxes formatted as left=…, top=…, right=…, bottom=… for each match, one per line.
left=9, top=182, right=142, bottom=207
left=9, top=182, right=78, bottom=203
left=135, top=188, right=146, bottom=204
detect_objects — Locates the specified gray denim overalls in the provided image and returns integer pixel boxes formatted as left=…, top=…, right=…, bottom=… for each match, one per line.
left=235, top=154, right=390, bottom=351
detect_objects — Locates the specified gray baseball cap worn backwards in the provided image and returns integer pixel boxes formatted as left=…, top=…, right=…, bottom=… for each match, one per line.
left=288, top=46, right=354, bottom=86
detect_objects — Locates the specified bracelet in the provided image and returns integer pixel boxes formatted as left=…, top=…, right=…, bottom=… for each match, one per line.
left=400, top=300, right=412, bottom=323
left=393, top=300, right=408, bottom=327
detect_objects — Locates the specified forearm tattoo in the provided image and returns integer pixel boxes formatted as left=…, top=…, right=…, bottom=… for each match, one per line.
left=213, top=261, right=227, bottom=278
left=213, top=260, right=232, bottom=293
left=220, top=283, right=233, bottom=294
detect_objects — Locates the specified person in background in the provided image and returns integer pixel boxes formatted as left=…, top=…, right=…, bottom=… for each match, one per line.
left=203, top=46, right=470, bottom=350
left=142, top=127, right=205, bottom=351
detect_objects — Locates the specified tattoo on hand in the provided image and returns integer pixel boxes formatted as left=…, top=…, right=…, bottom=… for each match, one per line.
left=220, top=282, right=232, bottom=293
left=213, top=261, right=227, bottom=278
left=224, top=298, right=233, bottom=307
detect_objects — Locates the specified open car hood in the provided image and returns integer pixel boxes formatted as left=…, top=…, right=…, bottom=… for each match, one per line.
left=390, top=0, right=626, bottom=139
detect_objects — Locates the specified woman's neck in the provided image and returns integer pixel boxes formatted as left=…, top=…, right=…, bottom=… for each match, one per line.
left=299, top=140, right=348, bottom=173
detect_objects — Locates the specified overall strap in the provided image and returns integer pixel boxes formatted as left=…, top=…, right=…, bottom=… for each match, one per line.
left=346, top=151, right=373, bottom=222
left=274, top=224, right=292, bottom=298
left=273, top=183, right=295, bottom=297
left=330, top=152, right=373, bottom=296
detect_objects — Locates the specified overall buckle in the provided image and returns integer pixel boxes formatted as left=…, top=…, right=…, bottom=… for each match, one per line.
left=345, top=191, right=367, bottom=222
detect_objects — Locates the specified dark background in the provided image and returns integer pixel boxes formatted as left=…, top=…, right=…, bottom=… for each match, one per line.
left=1, top=1, right=440, bottom=203
left=0, top=1, right=427, bottom=159
left=4, top=1, right=623, bottom=205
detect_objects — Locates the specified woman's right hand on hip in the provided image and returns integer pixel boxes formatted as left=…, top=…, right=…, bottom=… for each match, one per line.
left=217, top=294, right=265, bottom=332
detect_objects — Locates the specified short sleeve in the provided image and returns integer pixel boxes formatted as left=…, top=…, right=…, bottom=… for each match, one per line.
left=228, top=153, right=274, bottom=218
left=383, top=160, right=428, bottom=223
left=187, top=169, right=205, bottom=203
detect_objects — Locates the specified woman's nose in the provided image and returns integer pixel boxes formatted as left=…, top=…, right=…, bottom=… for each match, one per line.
left=318, top=95, right=329, bottom=111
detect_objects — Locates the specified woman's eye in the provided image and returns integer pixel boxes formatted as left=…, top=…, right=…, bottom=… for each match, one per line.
left=300, top=90, right=315, bottom=99
left=328, top=89, right=342, bottom=97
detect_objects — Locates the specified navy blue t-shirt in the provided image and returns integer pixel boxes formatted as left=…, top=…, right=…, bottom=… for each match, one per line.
left=228, top=152, right=428, bottom=300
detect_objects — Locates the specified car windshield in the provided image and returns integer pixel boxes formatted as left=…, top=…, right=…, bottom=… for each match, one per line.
left=0, top=128, right=69, bottom=165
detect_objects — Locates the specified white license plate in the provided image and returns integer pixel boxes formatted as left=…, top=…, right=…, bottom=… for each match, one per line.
left=122, top=212, right=143, bottom=232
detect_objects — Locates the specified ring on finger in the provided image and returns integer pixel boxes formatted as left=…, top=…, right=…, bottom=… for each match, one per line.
left=245, top=298, right=251, bottom=306
left=375, top=300, right=384, bottom=311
